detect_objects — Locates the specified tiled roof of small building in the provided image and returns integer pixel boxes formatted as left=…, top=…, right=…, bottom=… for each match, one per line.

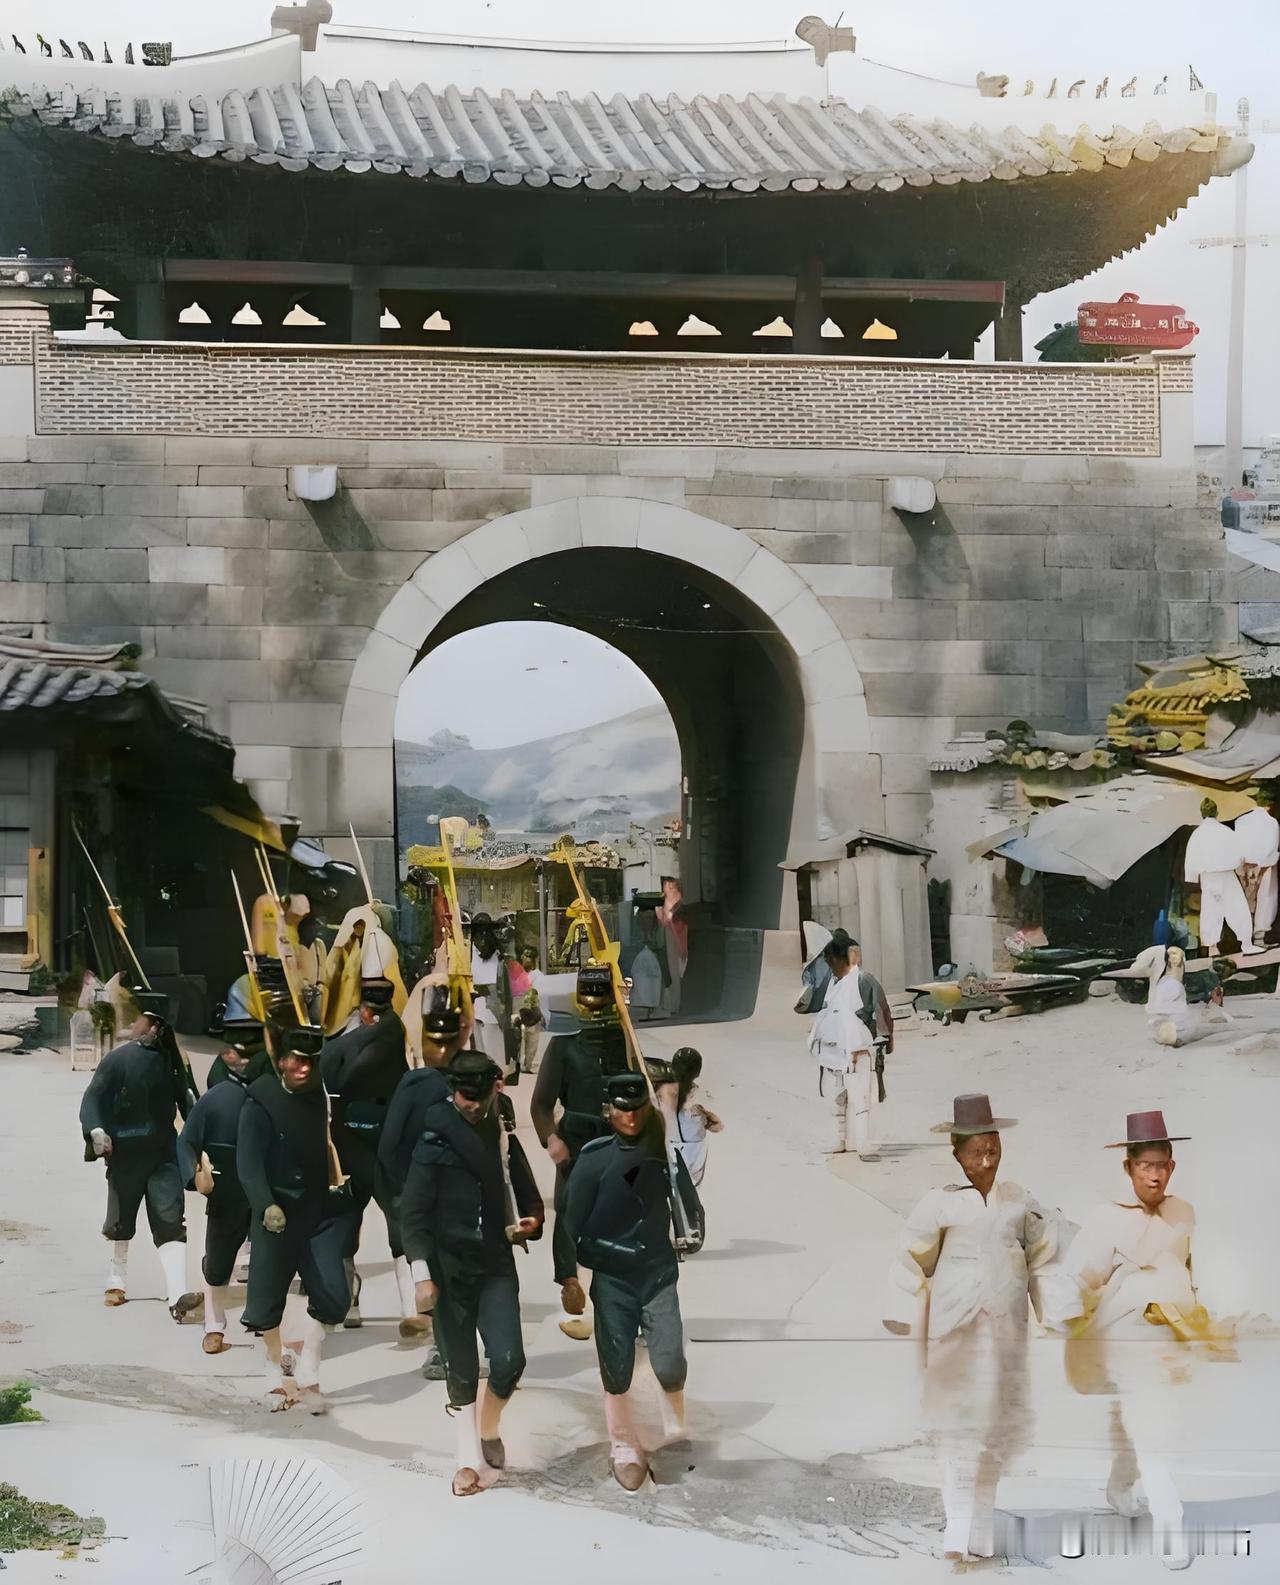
left=0, top=79, right=1239, bottom=193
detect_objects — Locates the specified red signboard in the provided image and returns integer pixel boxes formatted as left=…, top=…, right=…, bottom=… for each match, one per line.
left=1077, top=292, right=1198, bottom=349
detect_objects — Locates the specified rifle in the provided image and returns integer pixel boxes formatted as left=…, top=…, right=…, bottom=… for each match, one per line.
left=73, top=821, right=151, bottom=991
left=232, top=868, right=346, bottom=1190
left=434, top=817, right=475, bottom=1034
left=555, top=844, right=702, bottom=1256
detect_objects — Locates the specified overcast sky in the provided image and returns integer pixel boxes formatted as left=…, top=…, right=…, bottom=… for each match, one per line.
left=395, top=621, right=663, bottom=748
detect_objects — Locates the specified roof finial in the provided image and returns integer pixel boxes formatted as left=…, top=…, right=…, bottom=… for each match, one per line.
left=1189, top=64, right=1203, bottom=90
left=1068, top=78, right=1085, bottom=98
left=270, top=0, right=334, bottom=52
left=976, top=72, right=1009, bottom=98
left=794, top=16, right=855, bottom=66
left=1121, top=76, right=1136, bottom=97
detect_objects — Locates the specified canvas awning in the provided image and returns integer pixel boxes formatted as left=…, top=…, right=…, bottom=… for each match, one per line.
left=1138, top=710, right=1280, bottom=785
left=984, top=775, right=1257, bottom=888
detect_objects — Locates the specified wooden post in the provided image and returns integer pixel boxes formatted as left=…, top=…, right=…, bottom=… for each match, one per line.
left=792, top=258, right=824, bottom=354
left=349, top=268, right=382, bottom=345
left=994, top=293, right=1025, bottom=361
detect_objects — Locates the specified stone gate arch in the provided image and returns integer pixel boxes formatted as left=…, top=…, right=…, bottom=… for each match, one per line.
left=340, top=496, right=872, bottom=930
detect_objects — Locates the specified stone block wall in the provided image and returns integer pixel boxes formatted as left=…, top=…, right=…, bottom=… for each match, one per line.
left=0, top=309, right=1234, bottom=917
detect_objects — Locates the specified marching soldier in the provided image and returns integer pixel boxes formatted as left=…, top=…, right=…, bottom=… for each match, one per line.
left=377, top=986, right=463, bottom=1351
left=79, top=992, right=201, bottom=1320
left=321, top=976, right=409, bottom=1327
left=530, top=963, right=632, bottom=1338
left=237, top=997, right=351, bottom=1413
left=565, top=1069, right=704, bottom=1491
left=177, top=1019, right=261, bottom=1354
left=401, top=1050, right=543, bottom=1496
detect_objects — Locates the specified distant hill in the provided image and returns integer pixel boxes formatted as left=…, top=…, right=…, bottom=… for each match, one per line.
left=396, top=781, right=490, bottom=838
left=396, top=704, right=680, bottom=847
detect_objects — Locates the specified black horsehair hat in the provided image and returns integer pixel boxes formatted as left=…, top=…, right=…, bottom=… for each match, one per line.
left=134, top=990, right=171, bottom=1023
left=361, top=976, right=395, bottom=1008
left=265, top=994, right=325, bottom=1059
left=606, top=1071, right=650, bottom=1111
left=446, top=1049, right=501, bottom=1096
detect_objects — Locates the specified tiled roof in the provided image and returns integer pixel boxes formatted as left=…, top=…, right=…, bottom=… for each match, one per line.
left=0, top=636, right=211, bottom=730
left=0, top=79, right=1237, bottom=193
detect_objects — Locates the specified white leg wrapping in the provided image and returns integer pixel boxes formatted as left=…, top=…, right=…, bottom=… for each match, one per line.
left=263, top=1328, right=285, bottom=1392
left=941, top=1453, right=977, bottom=1556
left=295, top=1315, right=326, bottom=1389
left=454, top=1401, right=484, bottom=1473
left=204, top=1283, right=229, bottom=1335
left=393, top=1255, right=418, bottom=1319
left=604, top=1392, right=642, bottom=1467
left=107, top=1240, right=129, bottom=1291
left=158, top=1240, right=190, bottom=1306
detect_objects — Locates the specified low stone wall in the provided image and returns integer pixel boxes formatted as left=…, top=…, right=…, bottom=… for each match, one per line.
left=32, top=331, right=1169, bottom=456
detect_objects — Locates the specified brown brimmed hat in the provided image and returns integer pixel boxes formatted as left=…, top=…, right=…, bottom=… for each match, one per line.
left=930, top=1093, right=1017, bottom=1137
left=1105, top=1109, right=1189, bottom=1148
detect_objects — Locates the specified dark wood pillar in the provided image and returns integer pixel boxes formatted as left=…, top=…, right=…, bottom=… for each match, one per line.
left=349, top=268, right=383, bottom=345
left=125, top=279, right=167, bottom=341
left=994, top=293, right=1025, bottom=361
left=792, top=259, right=824, bottom=354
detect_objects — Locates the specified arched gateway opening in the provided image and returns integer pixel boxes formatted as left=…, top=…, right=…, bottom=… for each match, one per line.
left=408, top=547, right=804, bottom=930
left=341, top=498, right=869, bottom=1009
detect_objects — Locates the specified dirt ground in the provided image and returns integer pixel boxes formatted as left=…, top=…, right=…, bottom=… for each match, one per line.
left=1, top=963, right=1278, bottom=1581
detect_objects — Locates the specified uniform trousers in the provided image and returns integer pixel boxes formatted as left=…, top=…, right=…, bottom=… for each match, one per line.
left=431, top=1253, right=525, bottom=1408
left=240, top=1201, right=351, bottom=1333
left=590, top=1268, right=686, bottom=1395
left=202, top=1193, right=252, bottom=1287
left=336, top=1136, right=396, bottom=1262
left=102, top=1145, right=186, bottom=1246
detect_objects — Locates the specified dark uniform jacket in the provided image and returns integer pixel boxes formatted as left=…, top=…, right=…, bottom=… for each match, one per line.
left=375, top=1065, right=449, bottom=1200
left=401, top=1099, right=543, bottom=1276
left=565, top=1133, right=703, bottom=1283
left=321, top=1011, right=408, bottom=1152
left=236, top=1074, right=331, bottom=1218
left=178, top=1072, right=251, bottom=1208
left=79, top=1035, right=195, bottom=1156
left=530, top=1022, right=631, bottom=1159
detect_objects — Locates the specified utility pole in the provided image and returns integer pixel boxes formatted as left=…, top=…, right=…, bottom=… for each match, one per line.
left=1224, top=98, right=1250, bottom=492
left=1191, top=103, right=1277, bottom=490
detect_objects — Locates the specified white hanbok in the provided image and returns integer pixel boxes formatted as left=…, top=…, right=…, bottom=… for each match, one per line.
left=885, top=1181, right=1070, bottom=1558
left=1185, top=816, right=1256, bottom=953
left=1235, top=805, right=1280, bottom=937
left=1062, top=1196, right=1208, bottom=1547
left=808, top=965, right=876, bottom=1155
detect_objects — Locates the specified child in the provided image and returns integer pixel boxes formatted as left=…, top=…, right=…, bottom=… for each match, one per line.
left=654, top=1047, right=722, bottom=1187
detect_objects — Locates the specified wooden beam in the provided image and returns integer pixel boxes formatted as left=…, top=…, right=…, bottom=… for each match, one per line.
left=162, top=259, right=1005, bottom=305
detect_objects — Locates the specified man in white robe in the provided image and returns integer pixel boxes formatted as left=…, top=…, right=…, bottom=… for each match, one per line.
left=884, top=1094, right=1072, bottom=1561
left=808, top=934, right=883, bottom=1160
left=1059, top=1110, right=1230, bottom=1573
left=1234, top=790, right=1280, bottom=944
left=1184, top=798, right=1258, bottom=957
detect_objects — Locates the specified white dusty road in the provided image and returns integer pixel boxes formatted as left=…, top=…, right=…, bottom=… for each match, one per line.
left=2, top=941, right=1279, bottom=1581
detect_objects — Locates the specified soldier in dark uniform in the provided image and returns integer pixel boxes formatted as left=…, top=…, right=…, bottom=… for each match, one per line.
left=78, top=991, right=201, bottom=1320
left=177, top=1018, right=261, bottom=1355
left=530, top=963, right=631, bottom=1337
left=204, top=1014, right=271, bottom=1090
left=320, top=976, right=408, bottom=1327
left=377, top=987, right=461, bottom=1350
left=566, top=1069, right=704, bottom=1492
left=401, top=1050, right=543, bottom=1497
left=237, top=998, right=350, bottom=1413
